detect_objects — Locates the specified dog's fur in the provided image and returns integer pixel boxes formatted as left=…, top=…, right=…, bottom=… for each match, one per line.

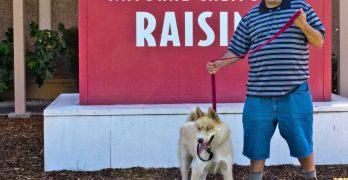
left=178, top=107, right=233, bottom=180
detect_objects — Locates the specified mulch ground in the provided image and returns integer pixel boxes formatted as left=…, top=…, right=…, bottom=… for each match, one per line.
left=0, top=115, right=347, bottom=179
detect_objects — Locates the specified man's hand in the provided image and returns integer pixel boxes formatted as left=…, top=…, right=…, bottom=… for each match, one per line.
left=294, top=8, right=324, bottom=47
left=206, top=51, right=241, bottom=74
left=294, top=9, right=308, bottom=29
left=207, top=60, right=225, bottom=74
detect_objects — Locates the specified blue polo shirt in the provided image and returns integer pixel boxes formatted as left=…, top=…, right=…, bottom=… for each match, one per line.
left=228, top=0, right=325, bottom=97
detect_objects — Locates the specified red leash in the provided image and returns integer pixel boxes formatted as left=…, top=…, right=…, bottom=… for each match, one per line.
left=210, top=10, right=302, bottom=112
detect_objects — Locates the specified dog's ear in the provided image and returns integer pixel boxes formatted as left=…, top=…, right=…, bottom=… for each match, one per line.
left=208, top=107, right=219, bottom=121
left=195, top=107, right=205, bottom=118
left=188, top=107, right=205, bottom=122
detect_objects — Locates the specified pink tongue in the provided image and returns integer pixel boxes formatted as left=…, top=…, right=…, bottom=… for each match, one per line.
left=198, top=143, right=207, bottom=154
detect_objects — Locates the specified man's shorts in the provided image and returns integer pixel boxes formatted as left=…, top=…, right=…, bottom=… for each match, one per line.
left=242, top=81, right=314, bottom=160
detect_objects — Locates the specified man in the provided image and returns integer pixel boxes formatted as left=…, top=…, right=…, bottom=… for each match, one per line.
left=207, top=0, right=325, bottom=179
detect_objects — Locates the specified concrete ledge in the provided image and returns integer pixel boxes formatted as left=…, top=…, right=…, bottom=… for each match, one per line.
left=44, top=94, right=348, bottom=171
left=314, top=94, right=348, bottom=112
left=44, top=94, right=348, bottom=116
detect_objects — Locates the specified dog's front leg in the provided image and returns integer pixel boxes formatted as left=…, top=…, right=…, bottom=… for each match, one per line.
left=191, top=166, right=208, bottom=180
left=179, top=155, right=192, bottom=180
left=221, top=164, right=233, bottom=180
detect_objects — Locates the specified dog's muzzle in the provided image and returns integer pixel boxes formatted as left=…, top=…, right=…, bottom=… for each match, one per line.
left=197, top=135, right=215, bottom=162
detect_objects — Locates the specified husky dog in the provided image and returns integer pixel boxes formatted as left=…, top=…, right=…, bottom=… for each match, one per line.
left=178, top=107, right=233, bottom=180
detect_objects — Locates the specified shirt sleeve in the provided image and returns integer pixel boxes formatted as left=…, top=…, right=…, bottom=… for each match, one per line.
left=303, top=3, right=326, bottom=39
left=227, top=16, right=251, bottom=57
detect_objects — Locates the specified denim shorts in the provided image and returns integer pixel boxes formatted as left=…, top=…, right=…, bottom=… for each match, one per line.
left=242, top=81, right=314, bottom=160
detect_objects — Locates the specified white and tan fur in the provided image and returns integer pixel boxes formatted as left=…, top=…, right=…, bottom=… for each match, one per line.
left=178, top=107, right=233, bottom=180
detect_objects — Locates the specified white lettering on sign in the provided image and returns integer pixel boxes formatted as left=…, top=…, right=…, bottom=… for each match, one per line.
left=220, top=12, right=228, bottom=46
left=136, top=12, right=157, bottom=47
left=185, top=12, right=193, bottom=47
left=136, top=11, right=242, bottom=47
left=198, top=12, right=215, bottom=47
left=160, top=12, right=180, bottom=47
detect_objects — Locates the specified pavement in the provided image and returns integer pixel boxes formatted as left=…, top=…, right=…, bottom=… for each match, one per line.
left=0, top=101, right=51, bottom=116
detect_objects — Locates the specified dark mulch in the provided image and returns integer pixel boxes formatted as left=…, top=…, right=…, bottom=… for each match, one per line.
left=0, top=115, right=347, bottom=179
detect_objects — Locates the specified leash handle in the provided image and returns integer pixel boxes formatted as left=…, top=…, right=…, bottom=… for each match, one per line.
left=209, top=10, right=301, bottom=112
left=248, top=10, right=302, bottom=55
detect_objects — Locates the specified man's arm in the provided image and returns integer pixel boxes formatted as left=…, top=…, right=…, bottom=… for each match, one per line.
left=207, top=14, right=250, bottom=74
left=206, top=51, right=241, bottom=74
left=295, top=9, right=324, bottom=48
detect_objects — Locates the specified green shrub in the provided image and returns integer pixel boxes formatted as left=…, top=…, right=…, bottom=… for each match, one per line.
left=58, top=23, right=78, bottom=78
left=0, top=28, right=14, bottom=93
left=26, top=22, right=66, bottom=87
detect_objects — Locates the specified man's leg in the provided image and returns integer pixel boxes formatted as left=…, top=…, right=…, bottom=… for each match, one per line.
left=249, top=160, right=265, bottom=180
left=299, top=153, right=315, bottom=172
left=299, top=154, right=317, bottom=179
left=278, top=82, right=316, bottom=180
left=242, top=96, right=277, bottom=180
left=251, top=160, right=265, bottom=172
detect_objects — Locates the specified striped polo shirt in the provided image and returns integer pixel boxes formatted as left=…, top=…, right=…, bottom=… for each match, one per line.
left=228, top=0, right=325, bottom=97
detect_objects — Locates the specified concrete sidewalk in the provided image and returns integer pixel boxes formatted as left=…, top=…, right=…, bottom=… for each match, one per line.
left=0, top=101, right=51, bottom=116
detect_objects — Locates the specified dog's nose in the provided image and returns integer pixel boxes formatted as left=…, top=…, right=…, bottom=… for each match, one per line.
left=197, top=138, right=204, bottom=143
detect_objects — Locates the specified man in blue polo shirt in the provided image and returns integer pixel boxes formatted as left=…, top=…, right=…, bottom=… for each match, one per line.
left=207, top=0, right=325, bottom=179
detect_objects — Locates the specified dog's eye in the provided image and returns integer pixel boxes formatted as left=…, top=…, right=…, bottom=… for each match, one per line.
left=206, top=127, right=212, bottom=131
left=197, top=127, right=202, bottom=131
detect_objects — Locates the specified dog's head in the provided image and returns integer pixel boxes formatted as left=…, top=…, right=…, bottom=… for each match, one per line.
left=188, top=107, right=221, bottom=144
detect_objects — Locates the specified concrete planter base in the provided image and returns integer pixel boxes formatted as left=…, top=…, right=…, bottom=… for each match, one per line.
left=44, top=94, right=348, bottom=171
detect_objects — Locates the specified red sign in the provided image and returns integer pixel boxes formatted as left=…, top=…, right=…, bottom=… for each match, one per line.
left=79, top=0, right=332, bottom=105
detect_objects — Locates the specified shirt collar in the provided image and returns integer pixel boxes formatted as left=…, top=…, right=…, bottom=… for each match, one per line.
left=259, top=0, right=291, bottom=14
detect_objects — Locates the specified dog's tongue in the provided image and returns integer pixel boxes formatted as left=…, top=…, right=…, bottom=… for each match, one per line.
left=198, top=143, right=208, bottom=154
